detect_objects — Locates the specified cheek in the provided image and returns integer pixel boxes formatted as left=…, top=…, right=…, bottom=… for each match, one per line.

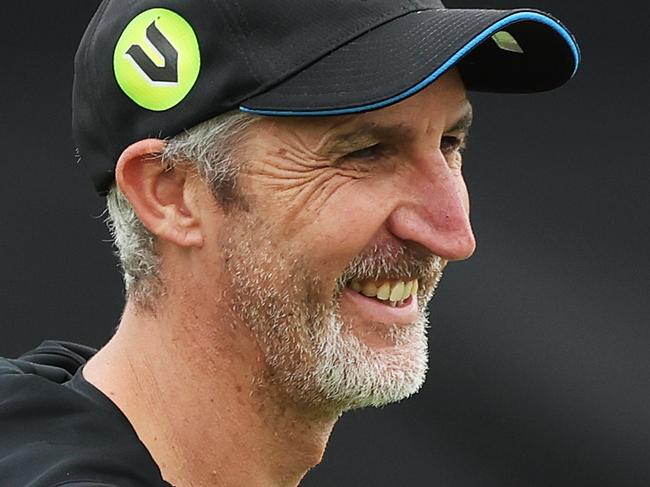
left=289, top=179, right=394, bottom=272
left=245, top=150, right=367, bottom=223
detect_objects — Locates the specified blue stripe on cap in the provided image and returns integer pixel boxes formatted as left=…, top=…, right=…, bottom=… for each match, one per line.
left=239, top=11, right=581, bottom=117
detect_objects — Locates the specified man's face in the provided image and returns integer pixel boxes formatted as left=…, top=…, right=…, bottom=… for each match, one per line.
left=216, top=70, right=475, bottom=413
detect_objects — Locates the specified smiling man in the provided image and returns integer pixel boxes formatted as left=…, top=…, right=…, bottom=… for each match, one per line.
left=0, top=1, right=580, bottom=486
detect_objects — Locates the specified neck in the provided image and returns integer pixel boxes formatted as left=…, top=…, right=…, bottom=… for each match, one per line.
left=84, top=295, right=338, bottom=487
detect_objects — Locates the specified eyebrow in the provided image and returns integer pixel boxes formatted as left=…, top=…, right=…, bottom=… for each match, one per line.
left=449, top=103, right=474, bottom=134
left=324, top=123, right=415, bottom=154
left=323, top=102, right=474, bottom=154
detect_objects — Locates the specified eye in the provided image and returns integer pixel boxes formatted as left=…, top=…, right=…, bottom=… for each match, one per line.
left=440, top=135, right=465, bottom=155
left=343, top=143, right=387, bottom=160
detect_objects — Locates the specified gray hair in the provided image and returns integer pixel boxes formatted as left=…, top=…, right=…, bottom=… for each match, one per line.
left=105, top=110, right=259, bottom=309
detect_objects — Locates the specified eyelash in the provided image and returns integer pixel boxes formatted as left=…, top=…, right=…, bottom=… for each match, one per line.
left=440, top=135, right=466, bottom=154
left=343, top=136, right=466, bottom=161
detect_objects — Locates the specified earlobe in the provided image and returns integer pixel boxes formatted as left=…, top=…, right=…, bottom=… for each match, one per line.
left=115, top=139, right=205, bottom=249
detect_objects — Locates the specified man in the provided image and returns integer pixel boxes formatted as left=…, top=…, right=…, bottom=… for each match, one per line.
left=0, top=0, right=579, bottom=485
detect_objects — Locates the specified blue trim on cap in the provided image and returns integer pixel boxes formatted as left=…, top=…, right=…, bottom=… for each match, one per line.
left=239, top=11, right=580, bottom=117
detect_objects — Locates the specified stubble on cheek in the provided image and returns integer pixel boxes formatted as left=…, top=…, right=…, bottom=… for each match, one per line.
left=220, top=212, right=326, bottom=357
left=218, top=203, right=446, bottom=412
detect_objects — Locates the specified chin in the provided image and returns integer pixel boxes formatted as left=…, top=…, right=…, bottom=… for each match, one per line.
left=303, top=313, right=431, bottom=412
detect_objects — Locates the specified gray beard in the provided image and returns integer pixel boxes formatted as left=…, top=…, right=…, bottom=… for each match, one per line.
left=221, top=211, right=444, bottom=414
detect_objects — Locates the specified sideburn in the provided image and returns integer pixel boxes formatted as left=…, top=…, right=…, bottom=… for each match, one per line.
left=210, top=172, right=251, bottom=213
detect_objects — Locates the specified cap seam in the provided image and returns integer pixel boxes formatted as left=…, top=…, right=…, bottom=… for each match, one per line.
left=209, top=0, right=262, bottom=86
left=241, top=3, right=425, bottom=104
left=229, top=0, right=264, bottom=84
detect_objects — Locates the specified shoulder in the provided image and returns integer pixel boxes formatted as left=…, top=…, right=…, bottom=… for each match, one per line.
left=0, top=342, right=171, bottom=487
left=52, top=483, right=173, bottom=487
left=51, top=483, right=118, bottom=487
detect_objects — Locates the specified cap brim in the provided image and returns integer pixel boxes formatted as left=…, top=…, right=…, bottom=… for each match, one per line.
left=240, top=9, right=580, bottom=116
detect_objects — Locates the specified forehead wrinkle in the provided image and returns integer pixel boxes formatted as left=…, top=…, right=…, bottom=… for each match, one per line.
left=258, top=118, right=332, bottom=167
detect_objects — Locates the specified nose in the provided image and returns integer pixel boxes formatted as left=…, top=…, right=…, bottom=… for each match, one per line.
left=386, top=151, right=476, bottom=261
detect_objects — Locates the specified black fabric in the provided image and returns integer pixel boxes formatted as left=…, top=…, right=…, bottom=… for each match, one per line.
left=244, top=9, right=576, bottom=111
left=0, top=341, right=171, bottom=487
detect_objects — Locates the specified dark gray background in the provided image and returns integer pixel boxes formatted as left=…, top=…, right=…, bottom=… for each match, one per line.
left=1, top=1, right=648, bottom=486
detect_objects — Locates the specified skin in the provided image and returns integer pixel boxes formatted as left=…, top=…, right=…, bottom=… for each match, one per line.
left=83, top=69, right=476, bottom=487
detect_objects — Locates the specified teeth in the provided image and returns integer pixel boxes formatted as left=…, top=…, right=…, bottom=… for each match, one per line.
left=349, top=278, right=419, bottom=304
left=361, top=281, right=378, bottom=297
left=403, top=280, right=413, bottom=298
left=389, top=281, right=405, bottom=302
left=376, top=282, right=391, bottom=300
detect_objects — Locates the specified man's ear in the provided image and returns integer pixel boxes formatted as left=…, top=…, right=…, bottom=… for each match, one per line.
left=114, top=139, right=204, bottom=248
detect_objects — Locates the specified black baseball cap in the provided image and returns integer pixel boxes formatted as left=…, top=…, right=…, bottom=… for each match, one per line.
left=72, top=0, right=580, bottom=195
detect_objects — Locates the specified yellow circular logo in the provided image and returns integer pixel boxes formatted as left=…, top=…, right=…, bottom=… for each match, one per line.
left=114, top=8, right=200, bottom=111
